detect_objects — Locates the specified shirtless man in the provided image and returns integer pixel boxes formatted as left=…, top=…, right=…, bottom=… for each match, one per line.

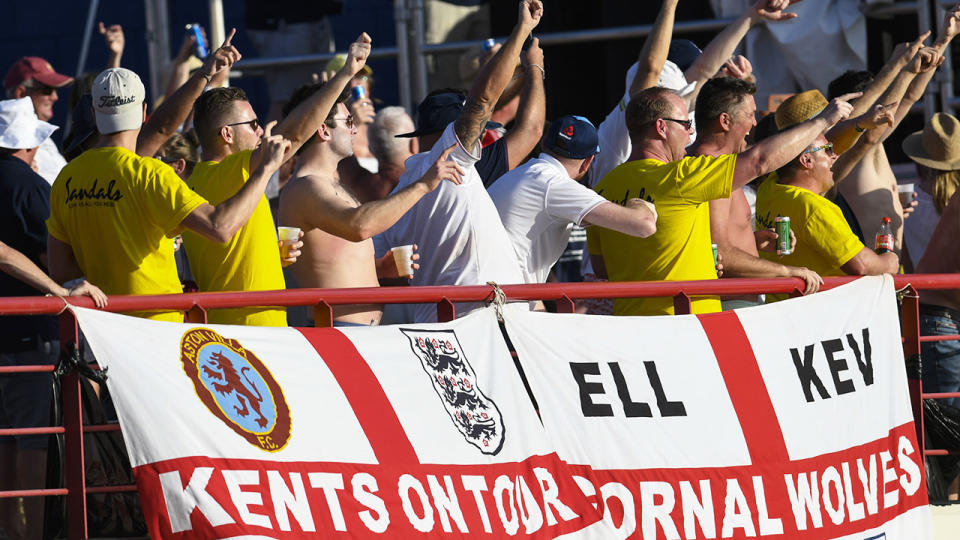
left=689, top=77, right=822, bottom=309
left=830, top=7, right=958, bottom=253
left=278, top=87, right=464, bottom=327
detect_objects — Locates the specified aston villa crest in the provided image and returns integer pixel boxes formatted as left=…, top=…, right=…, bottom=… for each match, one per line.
left=401, top=328, right=504, bottom=455
left=180, top=328, right=291, bottom=452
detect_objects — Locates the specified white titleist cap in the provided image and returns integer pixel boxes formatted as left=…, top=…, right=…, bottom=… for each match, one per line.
left=92, top=67, right=144, bottom=134
left=0, top=97, right=57, bottom=149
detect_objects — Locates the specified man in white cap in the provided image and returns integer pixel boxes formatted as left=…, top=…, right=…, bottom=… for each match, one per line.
left=46, top=67, right=292, bottom=322
left=0, top=97, right=103, bottom=540
left=4, top=56, right=74, bottom=184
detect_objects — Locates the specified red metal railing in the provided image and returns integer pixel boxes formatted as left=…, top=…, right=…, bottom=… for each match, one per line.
left=1, top=274, right=959, bottom=539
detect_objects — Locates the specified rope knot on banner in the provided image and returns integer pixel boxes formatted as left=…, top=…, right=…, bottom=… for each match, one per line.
left=486, top=281, right=507, bottom=321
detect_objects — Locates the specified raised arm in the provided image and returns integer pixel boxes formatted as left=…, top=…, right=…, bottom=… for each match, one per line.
left=455, top=0, right=542, bottom=151
left=99, top=22, right=125, bottom=69
left=301, top=146, right=465, bottom=242
left=136, top=29, right=240, bottom=158
left=181, top=122, right=291, bottom=243
left=684, top=0, right=801, bottom=105
left=847, top=32, right=926, bottom=117
left=629, top=0, right=678, bottom=97
left=261, top=33, right=371, bottom=170
left=732, top=94, right=854, bottom=188
left=504, top=38, right=546, bottom=170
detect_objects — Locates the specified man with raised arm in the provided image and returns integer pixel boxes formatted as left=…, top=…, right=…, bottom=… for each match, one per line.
left=587, top=87, right=854, bottom=316
left=46, top=67, right=290, bottom=322
left=278, top=84, right=464, bottom=327
left=180, top=34, right=372, bottom=327
left=829, top=8, right=958, bottom=253
left=689, top=77, right=822, bottom=308
left=377, top=0, right=542, bottom=323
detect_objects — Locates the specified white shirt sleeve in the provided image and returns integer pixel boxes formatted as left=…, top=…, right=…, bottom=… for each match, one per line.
left=544, top=177, right=607, bottom=226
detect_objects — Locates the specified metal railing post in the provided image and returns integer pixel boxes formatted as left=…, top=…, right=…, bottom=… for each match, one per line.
left=919, top=0, right=937, bottom=118
left=394, top=0, right=413, bottom=112
left=673, top=292, right=692, bottom=315
left=900, top=287, right=925, bottom=452
left=410, top=0, right=429, bottom=103
left=59, top=310, right=87, bottom=539
left=437, top=298, right=455, bottom=322
left=315, top=301, right=334, bottom=328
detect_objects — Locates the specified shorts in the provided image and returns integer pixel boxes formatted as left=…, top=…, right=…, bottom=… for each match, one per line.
left=0, top=338, right=58, bottom=450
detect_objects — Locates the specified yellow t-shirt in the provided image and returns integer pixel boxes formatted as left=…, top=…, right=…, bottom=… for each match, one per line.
left=587, top=154, right=735, bottom=316
left=755, top=176, right=864, bottom=302
left=47, top=147, right=207, bottom=322
left=181, top=150, right=286, bottom=326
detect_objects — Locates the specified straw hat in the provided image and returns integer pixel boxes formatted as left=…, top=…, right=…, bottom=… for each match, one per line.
left=775, top=89, right=828, bottom=130
left=902, top=112, right=960, bottom=170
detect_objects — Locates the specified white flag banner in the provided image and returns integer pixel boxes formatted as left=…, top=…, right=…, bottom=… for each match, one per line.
left=503, top=275, right=932, bottom=539
left=73, top=307, right=609, bottom=539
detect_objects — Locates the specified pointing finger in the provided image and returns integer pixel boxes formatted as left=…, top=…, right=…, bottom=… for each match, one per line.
left=835, top=92, right=863, bottom=102
left=262, top=120, right=278, bottom=139
left=223, top=28, right=236, bottom=47
left=98, top=22, right=106, bottom=34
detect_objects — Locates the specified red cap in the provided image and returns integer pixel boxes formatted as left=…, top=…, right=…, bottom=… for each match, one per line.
left=4, top=56, right=74, bottom=91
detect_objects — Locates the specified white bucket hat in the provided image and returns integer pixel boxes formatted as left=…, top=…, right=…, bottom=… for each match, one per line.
left=0, top=97, right=57, bottom=149
left=92, top=67, right=145, bottom=134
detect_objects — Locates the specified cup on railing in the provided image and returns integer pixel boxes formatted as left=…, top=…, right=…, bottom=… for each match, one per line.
left=277, top=227, right=301, bottom=260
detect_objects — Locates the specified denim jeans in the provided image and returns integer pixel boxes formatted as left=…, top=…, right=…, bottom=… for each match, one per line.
left=920, top=313, right=960, bottom=409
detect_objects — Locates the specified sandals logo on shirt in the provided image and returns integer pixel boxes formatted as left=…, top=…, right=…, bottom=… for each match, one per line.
left=63, top=177, right=123, bottom=208
left=180, top=328, right=291, bottom=452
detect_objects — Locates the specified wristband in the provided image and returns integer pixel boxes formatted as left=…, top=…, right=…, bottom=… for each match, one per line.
left=855, top=122, right=865, bottom=133
left=201, top=72, right=213, bottom=84
left=529, top=64, right=545, bottom=80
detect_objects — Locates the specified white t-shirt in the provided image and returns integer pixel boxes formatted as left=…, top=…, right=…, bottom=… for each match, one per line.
left=35, top=136, right=66, bottom=185
left=378, top=122, right=524, bottom=322
left=489, top=153, right=606, bottom=284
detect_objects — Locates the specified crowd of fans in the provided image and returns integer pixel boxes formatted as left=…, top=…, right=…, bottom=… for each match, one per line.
left=3, top=0, right=960, bottom=535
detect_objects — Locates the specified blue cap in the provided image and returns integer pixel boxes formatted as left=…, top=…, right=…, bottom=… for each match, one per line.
left=668, top=39, right=702, bottom=72
left=543, top=115, right=600, bottom=160
left=396, top=92, right=499, bottom=138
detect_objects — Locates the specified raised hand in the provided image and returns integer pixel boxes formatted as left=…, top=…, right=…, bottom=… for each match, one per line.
left=98, top=22, right=125, bottom=55
left=752, top=0, right=802, bottom=22
left=521, top=37, right=544, bottom=69
left=201, top=28, right=241, bottom=80
left=418, top=144, right=466, bottom=190
left=345, top=33, right=372, bottom=77
left=944, top=4, right=960, bottom=40
left=913, top=47, right=944, bottom=73
left=518, top=0, right=544, bottom=31
left=860, top=101, right=897, bottom=130
left=819, top=92, right=860, bottom=125
left=718, top=55, right=753, bottom=80
left=258, top=121, right=293, bottom=174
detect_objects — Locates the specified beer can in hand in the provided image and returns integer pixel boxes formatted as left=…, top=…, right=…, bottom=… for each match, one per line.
left=775, top=216, right=791, bottom=255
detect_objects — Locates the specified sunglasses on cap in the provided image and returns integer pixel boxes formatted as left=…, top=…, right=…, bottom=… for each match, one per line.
left=802, top=142, right=834, bottom=156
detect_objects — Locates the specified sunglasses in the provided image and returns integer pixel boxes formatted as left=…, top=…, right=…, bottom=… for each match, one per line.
left=24, top=82, right=57, bottom=96
left=225, top=118, right=259, bottom=131
left=802, top=142, right=835, bottom=156
left=662, top=117, right=693, bottom=130
left=329, top=115, right=356, bottom=129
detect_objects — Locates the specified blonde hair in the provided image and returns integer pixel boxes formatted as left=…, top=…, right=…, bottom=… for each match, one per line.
left=932, top=169, right=960, bottom=215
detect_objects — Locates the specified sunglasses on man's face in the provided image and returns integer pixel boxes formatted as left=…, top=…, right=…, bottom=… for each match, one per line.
left=329, top=115, right=356, bottom=129
left=662, top=117, right=693, bottom=130
left=802, top=142, right=835, bottom=156
left=25, top=83, right=56, bottom=96
left=225, top=118, right=259, bottom=131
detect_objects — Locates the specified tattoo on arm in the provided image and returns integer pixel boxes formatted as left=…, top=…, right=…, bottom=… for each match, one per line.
left=454, top=98, right=491, bottom=151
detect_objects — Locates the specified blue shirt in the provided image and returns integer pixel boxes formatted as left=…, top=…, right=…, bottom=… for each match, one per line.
left=0, top=154, right=56, bottom=349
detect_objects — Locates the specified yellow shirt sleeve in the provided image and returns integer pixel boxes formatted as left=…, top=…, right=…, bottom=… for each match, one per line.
left=803, top=204, right=865, bottom=267
left=141, top=159, right=208, bottom=236
left=676, top=154, right=736, bottom=204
